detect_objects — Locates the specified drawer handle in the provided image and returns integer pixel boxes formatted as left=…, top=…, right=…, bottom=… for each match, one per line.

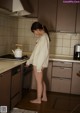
left=60, top=67, right=70, bottom=69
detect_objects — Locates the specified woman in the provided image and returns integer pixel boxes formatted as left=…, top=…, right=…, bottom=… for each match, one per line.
left=26, top=22, right=50, bottom=104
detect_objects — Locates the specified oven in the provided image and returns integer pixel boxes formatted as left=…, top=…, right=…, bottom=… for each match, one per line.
left=22, top=63, right=33, bottom=96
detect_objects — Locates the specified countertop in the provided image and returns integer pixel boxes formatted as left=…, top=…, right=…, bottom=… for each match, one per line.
left=24, top=52, right=80, bottom=63
left=0, top=58, right=26, bottom=74
left=0, top=55, right=80, bottom=74
left=49, top=55, right=80, bottom=63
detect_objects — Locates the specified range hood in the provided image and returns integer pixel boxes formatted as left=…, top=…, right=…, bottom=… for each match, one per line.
left=11, top=0, right=31, bottom=16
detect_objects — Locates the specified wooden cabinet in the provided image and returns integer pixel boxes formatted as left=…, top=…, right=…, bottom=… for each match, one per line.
left=23, top=64, right=33, bottom=91
left=38, top=0, right=57, bottom=31
left=71, top=63, right=80, bottom=95
left=25, top=0, right=38, bottom=18
left=51, top=78, right=71, bottom=93
left=0, top=70, right=11, bottom=112
left=76, top=4, right=80, bottom=33
left=56, top=0, right=77, bottom=32
left=0, top=0, right=12, bottom=11
left=30, top=60, right=80, bottom=95
left=51, top=61, right=72, bottom=93
left=11, top=65, right=22, bottom=109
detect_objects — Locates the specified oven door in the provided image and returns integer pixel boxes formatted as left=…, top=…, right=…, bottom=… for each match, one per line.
left=22, top=64, right=33, bottom=95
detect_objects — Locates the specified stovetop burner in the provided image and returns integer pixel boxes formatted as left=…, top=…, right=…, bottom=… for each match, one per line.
left=0, top=54, right=29, bottom=60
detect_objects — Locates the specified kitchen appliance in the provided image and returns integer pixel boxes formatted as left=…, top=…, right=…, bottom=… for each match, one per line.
left=0, top=0, right=32, bottom=16
left=12, top=44, right=23, bottom=59
left=74, top=44, right=80, bottom=60
left=11, top=0, right=31, bottom=16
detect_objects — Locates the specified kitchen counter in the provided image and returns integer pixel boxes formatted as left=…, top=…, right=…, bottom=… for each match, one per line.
left=0, top=55, right=80, bottom=74
left=24, top=51, right=80, bottom=63
left=0, top=58, right=27, bottom=112
left=49, top=55, right=80, bottom=63
left=0, top=58, right=26, bottom=74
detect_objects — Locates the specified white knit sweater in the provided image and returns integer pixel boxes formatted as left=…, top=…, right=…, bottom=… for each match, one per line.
left=26, top=33, right=49, bottom=72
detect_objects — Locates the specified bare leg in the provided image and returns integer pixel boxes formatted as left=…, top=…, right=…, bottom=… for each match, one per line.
left=30, top=66, right=43, bottom=104
left=42, top=81, right=47, bottom=101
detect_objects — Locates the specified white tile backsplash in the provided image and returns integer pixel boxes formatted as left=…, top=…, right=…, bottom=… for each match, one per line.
left=62, top=47, right=70, bottom=55
left=0, top=13, right=80, bottom=57
left=62, top=39, right=71, bottom=47
left=56, top=38, right=63, bottom=47
left=71, top=39, right=79, bottom=48
left=0, top=13, right=18, bottom=56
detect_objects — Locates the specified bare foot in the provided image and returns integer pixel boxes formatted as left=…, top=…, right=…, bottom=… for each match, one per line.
left=41, top=97, right=47, bottom=102
left=30, top=99, right=41, bottom=104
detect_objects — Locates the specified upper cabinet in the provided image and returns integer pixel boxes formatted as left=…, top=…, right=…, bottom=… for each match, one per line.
left=38, top=0, right=57, bottom=31
left=56, top=0, right=77, bottom=32
left=25, top=0, right=38, bottom=18
left=0, top=0, right=80, bottom=33
left=0, top=0, right=12, bottom=11
left=76, top=4, right=80, bottom=33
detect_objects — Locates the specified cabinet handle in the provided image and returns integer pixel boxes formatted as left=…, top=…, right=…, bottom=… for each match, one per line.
left=60, top=67, right=69, bottom=69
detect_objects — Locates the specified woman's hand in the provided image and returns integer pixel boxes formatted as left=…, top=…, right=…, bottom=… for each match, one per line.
left=26, top=62, right=29, bottom=67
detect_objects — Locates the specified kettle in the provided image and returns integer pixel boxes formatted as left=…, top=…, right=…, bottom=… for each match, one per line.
left=12, top=44, right=22, bottom=58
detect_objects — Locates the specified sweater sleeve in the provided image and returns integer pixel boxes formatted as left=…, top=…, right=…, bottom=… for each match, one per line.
left=26, top=54, right=33, bottom=66
left=26, top=50, right=35, bottom=66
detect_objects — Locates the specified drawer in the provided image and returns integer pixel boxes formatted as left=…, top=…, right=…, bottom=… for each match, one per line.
left=51, top=78, right=71, bottom=93
left=53, top=61, right=72, bottom=67
left=52, top=67, right=72, bottom=78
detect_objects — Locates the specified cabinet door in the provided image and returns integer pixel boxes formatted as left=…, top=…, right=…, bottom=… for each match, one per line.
left=11, top=66, right=22, bottom=109
left=51, top=78, right=71, bottom=93
left=0, top=0, right=12, bottom=11
left=56, top=0, right=77, bottom=32
left=23, top=0, right=38, bottom=17
left=0, top=71, right=11, bottom=112
left=38, top=0, right=57, bottom=31
left=52, top=67, right=72, bottom=78
left=11, top=72, right=21, bottom=97
left=76, top=4, right=80, bottom=33
left=71, top=63, right=80, bottom=95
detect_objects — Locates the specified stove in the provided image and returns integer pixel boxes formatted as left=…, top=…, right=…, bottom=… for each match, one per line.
left=0, top=54, right=29, bottom=60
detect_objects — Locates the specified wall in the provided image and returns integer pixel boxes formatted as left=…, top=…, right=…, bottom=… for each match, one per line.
left=0, top=13, right=80, bottom=57
left=50, top=32, right=80, bottom=56
left=0, top=13, right=18, bottom=56
left=17, top=17, right=37, bottom=53
left=17, top=17, right=80, bottom=57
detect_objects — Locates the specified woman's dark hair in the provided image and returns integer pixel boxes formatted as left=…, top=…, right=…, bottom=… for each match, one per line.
left=31, top=22, right=51, bottom=41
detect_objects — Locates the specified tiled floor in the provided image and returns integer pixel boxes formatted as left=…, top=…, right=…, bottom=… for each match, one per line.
left=15, top=90, right=80, bottom=113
